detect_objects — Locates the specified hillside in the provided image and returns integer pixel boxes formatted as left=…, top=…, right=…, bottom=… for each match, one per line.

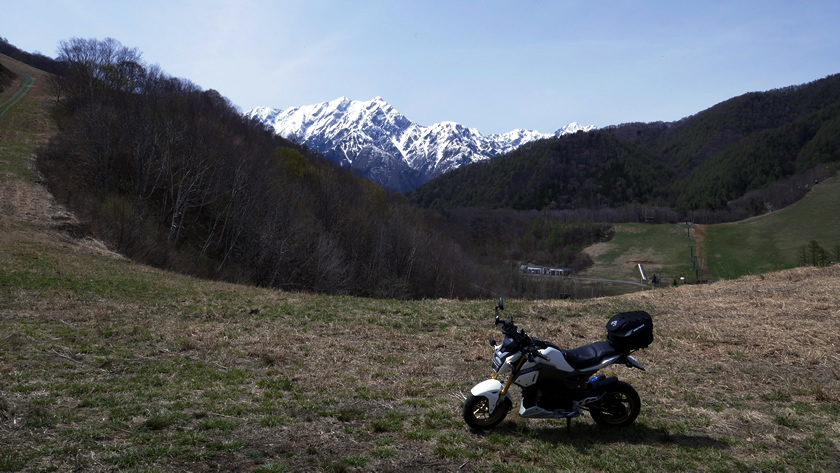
left=0, top=54, right=79, bottom=241
left=2, top=53, right=839, bottom=471
left=29, top=39, right=487, bottom=300
left=409, top=74, right=840, bottom=221
left=702, top=173, right=840, bottom=279
left=578, top=174, right=840, bottom=285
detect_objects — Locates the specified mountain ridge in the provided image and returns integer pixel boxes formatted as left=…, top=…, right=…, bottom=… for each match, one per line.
left=408, top=73, right=840, bottom=219
left=245, top=97, right=594, bottom=191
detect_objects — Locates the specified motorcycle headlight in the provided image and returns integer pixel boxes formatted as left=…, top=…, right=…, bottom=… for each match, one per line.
left=492, top=350, right=506, bottom=371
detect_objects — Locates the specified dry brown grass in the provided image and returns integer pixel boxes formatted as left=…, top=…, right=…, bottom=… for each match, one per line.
left=4, top=253, right=838, bottom=471
left=627, top=266, right=840, bottom=436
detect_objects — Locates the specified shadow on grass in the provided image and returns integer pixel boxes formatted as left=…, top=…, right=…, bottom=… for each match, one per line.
left=473, top=420, right=730, bottom=451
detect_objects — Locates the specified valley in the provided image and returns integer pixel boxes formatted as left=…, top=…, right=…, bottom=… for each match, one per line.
left=2, top=52, right=839, bottom=472
left=578, top=173, right=839, bottom=289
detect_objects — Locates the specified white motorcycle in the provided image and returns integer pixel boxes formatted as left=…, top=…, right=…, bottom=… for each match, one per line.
left=464, top=298, right=653, bottom=430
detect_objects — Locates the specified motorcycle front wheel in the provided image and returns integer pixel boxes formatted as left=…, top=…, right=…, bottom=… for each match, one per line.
left=463, top=394, right=511, bottom=430
left=589, top=381, right=641, bottom=427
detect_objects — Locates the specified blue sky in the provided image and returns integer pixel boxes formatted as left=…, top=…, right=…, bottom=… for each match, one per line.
left=4, top=1, right=840, bottom=134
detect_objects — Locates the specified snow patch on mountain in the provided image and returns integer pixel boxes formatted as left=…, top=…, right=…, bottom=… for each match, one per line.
left=245, top=97, right=594, bottom=191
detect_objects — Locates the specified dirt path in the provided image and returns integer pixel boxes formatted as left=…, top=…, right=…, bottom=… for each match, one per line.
left=693, top=224, right=713, bottom=280
left=0, top=66, right=34, bottom=117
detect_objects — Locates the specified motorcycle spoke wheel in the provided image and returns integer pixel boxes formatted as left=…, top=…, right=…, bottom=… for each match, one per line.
left=590, top=381, right=641, bottom=427
left=463, top=394, right=509, bottom=430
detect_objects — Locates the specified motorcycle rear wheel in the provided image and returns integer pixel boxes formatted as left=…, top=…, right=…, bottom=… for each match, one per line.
left=589, top=381, right=641, bottom=427
left=463, top=394, right=511, bottom=430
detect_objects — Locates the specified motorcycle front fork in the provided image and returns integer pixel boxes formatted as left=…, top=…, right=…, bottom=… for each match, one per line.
left=494, top=356, right=526, bottom=397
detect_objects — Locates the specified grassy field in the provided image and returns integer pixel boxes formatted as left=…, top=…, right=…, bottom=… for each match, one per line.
left=580, top=222, right=698, bottom=286
left=2, top=55, right=840, bottom=472
left=581, top=174, right=840, bottom=286
left=702, top=175, right=840, bottom=280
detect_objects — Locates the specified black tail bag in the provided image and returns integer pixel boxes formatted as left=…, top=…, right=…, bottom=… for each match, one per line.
left=606, top=311, right=653, bottom=351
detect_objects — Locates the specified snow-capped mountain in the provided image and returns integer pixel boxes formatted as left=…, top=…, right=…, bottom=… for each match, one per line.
left=245, top=97, right=595, bottom=192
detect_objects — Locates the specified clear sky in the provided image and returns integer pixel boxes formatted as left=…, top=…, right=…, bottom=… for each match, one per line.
left=4, top=1, right=840, bottom=134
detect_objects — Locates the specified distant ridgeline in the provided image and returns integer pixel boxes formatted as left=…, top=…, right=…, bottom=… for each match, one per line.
left=409, top=74, right=840, bottom=223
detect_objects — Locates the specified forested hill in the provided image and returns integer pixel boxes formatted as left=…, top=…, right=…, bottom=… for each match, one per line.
left=4, top=37, right=619, bottom=300
left=31, top=38, right=481, bottom=299
left=409, top=74, right=840, bottom=220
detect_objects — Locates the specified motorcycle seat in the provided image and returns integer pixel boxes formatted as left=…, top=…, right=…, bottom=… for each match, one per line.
left=562, top=341, right=620, bottom=370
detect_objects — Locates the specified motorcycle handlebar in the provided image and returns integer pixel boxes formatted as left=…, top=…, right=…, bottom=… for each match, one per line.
left=521, top=344, right=546, bottom=361
left=492, top=307, right=531, bottom=344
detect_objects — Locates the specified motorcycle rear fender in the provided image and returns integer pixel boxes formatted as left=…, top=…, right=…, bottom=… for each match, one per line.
left=581, top=354, right=622, bottom=372
left=470, top=379, right=512, bottom=415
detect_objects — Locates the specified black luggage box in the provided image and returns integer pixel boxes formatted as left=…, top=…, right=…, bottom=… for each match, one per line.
left=606, top=311, right=653, bottom=351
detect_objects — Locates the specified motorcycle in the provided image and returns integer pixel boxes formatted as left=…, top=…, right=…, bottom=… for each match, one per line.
left=463, top=298, right=653, bottom=430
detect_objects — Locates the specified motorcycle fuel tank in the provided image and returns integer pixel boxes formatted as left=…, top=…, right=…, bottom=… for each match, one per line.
left=540, top=347, right=575, bottom=372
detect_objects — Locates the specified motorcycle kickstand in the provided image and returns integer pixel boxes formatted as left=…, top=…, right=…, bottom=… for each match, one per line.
left=566, top=417, right=571, bottom=434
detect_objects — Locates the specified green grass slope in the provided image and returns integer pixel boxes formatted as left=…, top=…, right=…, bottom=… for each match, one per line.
left=580, top=173, right=839, bottom=285
left=580, top=222, right=697, bottom=286
left=2, top=55, right=839, bottom=472
left=703, top=175, right=840, bottom=279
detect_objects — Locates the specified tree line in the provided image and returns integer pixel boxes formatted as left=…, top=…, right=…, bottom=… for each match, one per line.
left=0, top=36, right=66, bottom=75
left=798, top=240, right=839, bottom=267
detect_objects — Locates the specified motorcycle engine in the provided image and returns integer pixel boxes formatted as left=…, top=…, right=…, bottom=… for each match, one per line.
left=522, top=380, right=575, bottom=412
